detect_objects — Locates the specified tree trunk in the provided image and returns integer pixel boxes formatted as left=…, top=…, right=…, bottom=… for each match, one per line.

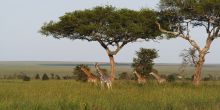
left=193, top=54, right=205, bottom=86
left=108, top=54, right=116, bottom=81
left=193, top=36, right=213, bottom=86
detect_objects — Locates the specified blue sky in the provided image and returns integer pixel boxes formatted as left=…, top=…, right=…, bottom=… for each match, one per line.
left=0, top=0, right=219, bottom=64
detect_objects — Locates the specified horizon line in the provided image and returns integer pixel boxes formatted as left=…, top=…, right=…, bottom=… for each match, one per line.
left=0, top=60, right=220, bottom=65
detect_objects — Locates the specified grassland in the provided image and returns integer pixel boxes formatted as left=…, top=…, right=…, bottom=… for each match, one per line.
left=0, top=80, right=220, bottom=110
left=1, top=61, right=220, bottom=78
left=0, top=61, right=220, bottom=110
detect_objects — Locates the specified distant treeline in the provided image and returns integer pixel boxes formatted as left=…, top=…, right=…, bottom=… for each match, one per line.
left=40, top=63, right=132, bottom=67
left=39, top=63, right=220, bottom=67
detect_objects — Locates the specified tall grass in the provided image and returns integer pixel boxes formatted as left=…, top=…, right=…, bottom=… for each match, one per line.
left=0, top=80, right=220, bottom=110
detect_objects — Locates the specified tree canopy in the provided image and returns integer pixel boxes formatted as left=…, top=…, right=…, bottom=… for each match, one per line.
left=40, top=6, right=161, bottom=55
left=132, top=48, right=158, bottom=76
left=158, top=0, right=220, bottom=37
left=157, top=0, right=220, bottom=85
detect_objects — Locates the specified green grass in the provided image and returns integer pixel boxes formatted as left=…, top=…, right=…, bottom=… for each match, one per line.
left=0, top=80, right=220, bottom=110
left=1, top=61, right=220, bottom=110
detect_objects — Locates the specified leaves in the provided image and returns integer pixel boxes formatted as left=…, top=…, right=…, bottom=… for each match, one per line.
left=132, top=48, right=159, bottom=76
left=40, top=6, right=161, bottom=48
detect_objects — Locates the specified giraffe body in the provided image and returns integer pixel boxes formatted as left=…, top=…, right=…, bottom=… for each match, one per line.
left=133, top=70, right=146, bottom=84
left=149, top=71, right=166, bottom=84
left=80, top=67, right=98, bottom=85
left=95, top=63, right=112, bottom=89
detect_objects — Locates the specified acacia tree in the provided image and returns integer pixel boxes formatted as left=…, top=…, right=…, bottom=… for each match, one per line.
left=132, top=48, right=158, bottom=76
left=156, top=0, right=220, bottom=85
left=40, top=6, right=161, bottom=81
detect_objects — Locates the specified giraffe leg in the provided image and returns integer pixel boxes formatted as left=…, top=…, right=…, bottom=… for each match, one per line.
left=100, top=81, right=104, bottom=89
left=106, top=83, right=110, bottom=89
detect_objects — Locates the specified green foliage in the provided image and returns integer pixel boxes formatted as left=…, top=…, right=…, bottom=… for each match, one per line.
left=158, top=0, right=220, bottom=36
left=55, top=75, right=61, bottom=80
left=73, top=64, right=89, bottom=82
left=119, top=72, right=130, bottom=80
left=160, top=0, right=220, bottom=17
left=167, top=74, right=176, bottom=82
left=42, top=73, right=49, bottom=80
left=22, top=75, right=31, bottom=81
left=40, top=6, right=161, bottom=48
left=35, top=74, right=40, bottom=80
left=132, top=48, right=159, bottom=76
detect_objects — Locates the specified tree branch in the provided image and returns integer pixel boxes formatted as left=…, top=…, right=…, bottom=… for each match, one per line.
left=214, top=27, right=220, bottom=37
left=155, top=21, right=180, bottom=36
left=109, top=42, right=127, bottom=55
left=179, top=35, right=201, bottom=52
left=156, top=21, right=201, bottom=52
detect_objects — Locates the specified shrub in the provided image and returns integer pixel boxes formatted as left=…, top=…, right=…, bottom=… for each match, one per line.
left=119, top=72, right=130, bottom=80
left=55, top=75, right=61, bottom=80
left=23, top=75, right=31, bottom=81
left=63, top=76, right=74, bottom=80
left=73, top=64, right=89, bottom=82
left=35, top=74, right=40, bottom=79
left=50, top=73, right=55, bottom=79
left=42, top=73, right=49, bottom=80
left=167, top=74, right=176, bottom=82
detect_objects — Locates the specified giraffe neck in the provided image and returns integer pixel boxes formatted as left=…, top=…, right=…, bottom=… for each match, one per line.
left=95, top=64, right=104, bottom=76
left=150, top=72, right=162, bottom=81
left=81, top=68, right=93, bottom=78
left=134, top=71, right=142, bottom=79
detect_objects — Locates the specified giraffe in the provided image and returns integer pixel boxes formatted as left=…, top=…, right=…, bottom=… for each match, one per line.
left=95, top=63, right=112, bottom=89
left=149, top=69, right=166, bottom=84
left=80, top=66, right=98, bottom=85
left=133, top=70, right=146, bottom=84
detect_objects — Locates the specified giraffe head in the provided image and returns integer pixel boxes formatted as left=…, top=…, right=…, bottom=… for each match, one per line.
left=95, top=62, right=99, bottom=67
left=149, top=72, right=154, bottom=75
left=80, top=65, right=87, bottom=71
left=133, top=70, right=137, bottom=74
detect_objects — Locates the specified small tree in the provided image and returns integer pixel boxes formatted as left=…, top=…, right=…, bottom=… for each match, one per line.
left=73, top=64, right=89, bottom=82
left=23, top=75, right=31, bottom=81
left=119, top=72, right=130, bottom=80
left=132, top=48, right=159, bottom=76
left=50, top=73, right=55, bottom=79
left=55, top=75, right=61, bottom=80
left=35, top=74, right=40, bottom=80
left=180, top=47, right=198, bottom=66
left=42, top=73, right=49, bottom=80
left=178, top=47, right=198, bottom=75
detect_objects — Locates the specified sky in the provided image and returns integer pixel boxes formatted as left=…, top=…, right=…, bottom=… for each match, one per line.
left=0, top=0, right=219, bottom=64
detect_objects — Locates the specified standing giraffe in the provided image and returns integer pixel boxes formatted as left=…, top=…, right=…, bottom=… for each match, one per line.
left=95, top=63, right=112, bottom=89
left=149, top=69, right=166, bottom=84
left=133, top=70, right=146, bottom=84
left=80, top=66, right=98, bottom=85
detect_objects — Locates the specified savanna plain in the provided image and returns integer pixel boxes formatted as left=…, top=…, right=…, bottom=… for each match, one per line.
left=0, top=61, right=220, bottom=110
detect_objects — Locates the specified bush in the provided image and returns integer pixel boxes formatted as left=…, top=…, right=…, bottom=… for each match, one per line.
left=55, top=75, right=61, bottom=80
left=119, top=72, right=130, bottom=80
left=23, top=75, right=31, bottom=81
left=35, top=74, right=40, bottom=79
left=167, top=74, right=176, bottom=82
left=50, top=73, right=55, bottom=79
left=73, top=64, right=89, bottom=82
left=42, top=73, right=49, bottom=80
left=203, top=74, right=215, bottom=81
left=63, top=76, right=74, bottom=80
